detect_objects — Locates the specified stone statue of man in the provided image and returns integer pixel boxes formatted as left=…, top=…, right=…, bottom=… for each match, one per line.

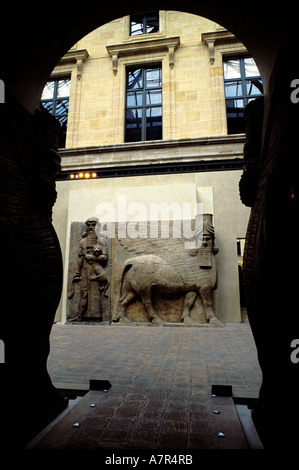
left=70, top=217, right=109, bottom=321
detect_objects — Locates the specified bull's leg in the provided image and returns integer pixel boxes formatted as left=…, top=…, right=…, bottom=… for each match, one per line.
left=198, top=286, right=216, bottom=323
left=121, top=291, right=136, bottom=309
left=181, top=291, right=197, bottom=323
left=198, top=286, right=224, bottom=327
left=140, top=290, right=164, bottom=325
left=112, top=290, right=136, bottom=322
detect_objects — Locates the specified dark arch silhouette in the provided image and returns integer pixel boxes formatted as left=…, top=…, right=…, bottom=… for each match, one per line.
left=0, top=3, right=298, bottom=449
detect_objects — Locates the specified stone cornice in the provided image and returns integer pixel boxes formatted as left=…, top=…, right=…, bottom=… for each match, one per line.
left=106, top=36, right=180, bottom=74
left=58, top=134, right=245, bottom=172
left=201, top=30, right=247, bottom=64
left=54, top=49, right=89, bottom=80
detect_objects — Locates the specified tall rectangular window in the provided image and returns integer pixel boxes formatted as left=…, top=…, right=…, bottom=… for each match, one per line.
left=41, top=77, right=71, bottom=148
left=130, top=12, right=159, bottom=36
left=223, top=57, right=263, bottom=134
left=125, top=65, right=162, bottom=142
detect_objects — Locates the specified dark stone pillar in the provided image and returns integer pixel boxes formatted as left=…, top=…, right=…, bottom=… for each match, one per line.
left=241, top=49, right=299, bottom=449
left=0, top=93, right=67, bottom=448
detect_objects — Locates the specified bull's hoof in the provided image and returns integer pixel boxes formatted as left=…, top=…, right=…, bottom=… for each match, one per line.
left=209, top=317, right=225, bottom=327
left=151, top=317, right=166, bottom=326
left=118, top=316, right=134, bottom=324
left=182, top=316, right=195, bottom=324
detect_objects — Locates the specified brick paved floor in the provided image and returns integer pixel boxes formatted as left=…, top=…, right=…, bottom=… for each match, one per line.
left=41, top=323, right=263, bottom=449
left=48, top=323, right=261, bottom=396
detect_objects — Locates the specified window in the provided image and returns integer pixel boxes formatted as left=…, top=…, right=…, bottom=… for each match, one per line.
left=41, top=78, right=71, bottom=148
left=130, top=12, right=159, bottom=36
left=125, top=65, right=162, bottom=142
left=223, top=57, right=263, bottom=134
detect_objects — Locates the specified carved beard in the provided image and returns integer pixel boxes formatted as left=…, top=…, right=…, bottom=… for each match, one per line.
left=199, top=243, right=212, bottom=269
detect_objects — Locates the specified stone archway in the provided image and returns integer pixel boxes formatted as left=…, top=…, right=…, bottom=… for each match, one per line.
left=0, top=3, right=298, bottom=449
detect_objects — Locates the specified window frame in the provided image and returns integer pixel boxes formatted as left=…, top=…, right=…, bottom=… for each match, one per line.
left=130, top=11, right=159, bottom=36
left=125, top=64, right=163, bottom=142
left=223, top=56, right=263, bottom=134
left=41, top=77, right=71, bottom=147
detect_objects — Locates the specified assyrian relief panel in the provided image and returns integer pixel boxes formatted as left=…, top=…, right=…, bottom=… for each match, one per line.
left=111, top=215, right=224, bottom=327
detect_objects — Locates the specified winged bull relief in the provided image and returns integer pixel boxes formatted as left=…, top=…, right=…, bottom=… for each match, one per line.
left=112, top=215, right=224, bottom=327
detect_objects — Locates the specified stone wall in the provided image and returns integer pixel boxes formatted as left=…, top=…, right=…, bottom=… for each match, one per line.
left=55, top=166, right=251, bottom=325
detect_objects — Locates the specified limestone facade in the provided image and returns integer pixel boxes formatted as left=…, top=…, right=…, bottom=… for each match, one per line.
left=56, top=11, right=248, bottom=147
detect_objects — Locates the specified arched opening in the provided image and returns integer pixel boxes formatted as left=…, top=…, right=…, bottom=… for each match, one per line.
left=45, top=11, right=258, bottom=327
left=0, top=4, right=297, bottom=451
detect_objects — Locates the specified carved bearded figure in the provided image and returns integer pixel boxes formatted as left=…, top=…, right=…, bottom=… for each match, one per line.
left=68, top=217, right=109, bottom=321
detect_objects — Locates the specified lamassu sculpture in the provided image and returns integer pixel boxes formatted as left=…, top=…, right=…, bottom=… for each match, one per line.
left=112, top=215, right=223, bottom=327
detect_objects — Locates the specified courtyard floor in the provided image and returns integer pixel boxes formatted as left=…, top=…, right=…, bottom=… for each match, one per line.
left=29, top=322, right=263, bottom=451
